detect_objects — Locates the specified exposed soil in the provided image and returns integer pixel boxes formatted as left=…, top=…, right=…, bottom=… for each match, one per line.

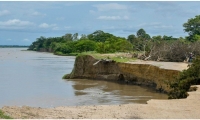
left=127, top=60, right=189, bottom=71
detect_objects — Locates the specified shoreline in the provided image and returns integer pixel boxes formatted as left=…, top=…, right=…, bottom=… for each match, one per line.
left=2, top=85, right=200, bottom=119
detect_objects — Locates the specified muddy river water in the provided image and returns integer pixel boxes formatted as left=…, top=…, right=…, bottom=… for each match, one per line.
left=0, top=48, right=167, bottom=108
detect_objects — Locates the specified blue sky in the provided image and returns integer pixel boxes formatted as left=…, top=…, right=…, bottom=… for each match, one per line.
left=0, top=1, right=200, bottom=45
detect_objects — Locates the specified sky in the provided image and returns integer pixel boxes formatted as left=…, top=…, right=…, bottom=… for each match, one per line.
left=0, top=1, right=200, bottom=45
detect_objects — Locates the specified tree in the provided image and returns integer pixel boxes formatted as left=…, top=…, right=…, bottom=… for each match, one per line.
left=127, top=34, right=137, bottom=44
left=136, top=28, right=151, bottom=40
left=137, top=28, right=146, bottom=38
left=80, top=34, right=88, bottom=40
left=73, top=33, right=79, bottom=41
left=152, top=35, right=162, bottom=42
left=75, top=40, right=96, bottom=52
left=87, top=30, right=114, bottom=42
left=63, top=33, right=73, bottom=42
left=183, top=15, right=200, bottom=41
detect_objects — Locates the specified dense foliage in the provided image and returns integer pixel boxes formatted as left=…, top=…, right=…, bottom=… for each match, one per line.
left=183, top=15, right=200, bottom=42
left=168, top=56, right=200, bottom=99
left=28, top=30, right=133, bottom=55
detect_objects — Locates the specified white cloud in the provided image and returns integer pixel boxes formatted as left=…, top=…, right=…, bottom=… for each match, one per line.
left=23, top=38, right=30, bottom=42
left=32, top=11, right=46, bottom=16
left=6, top=39, right=12, bottom=41
left=0, top=10, right=10, bottom=16
left=56, top=17, right=65, bottom=21
left=39, top=23, right=56, bottom=28
left=97, top=15, right=129, bottom=20
left=89, top=10, right=96, bottom=14
left=52, top=27, right=60, bottom=30
left=93, top=3, right=127, bottom=11
left=0, top=19, right=34, bottom=29
left=137, top=22, right=173, bottom=29
left=64, top=26, right=71, bottom=29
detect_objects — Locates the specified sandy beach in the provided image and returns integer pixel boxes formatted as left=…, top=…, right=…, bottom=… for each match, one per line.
left=2, top=84, right=200, bottom=119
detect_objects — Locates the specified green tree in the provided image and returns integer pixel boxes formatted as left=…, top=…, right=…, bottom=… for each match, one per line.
left=152, top=35, right=162, bottom=42
left=137, top=28, right=146, bottom=38
left=136, top=28, right=151, bottom=40
left=63, top=33, right=73, bottom=42
left=87, top=30, right=114, bottom=42
left=127, top=34, right=137, bottom=44
left=80, top=34, right=88, bottom=40
left=75, top=40, right=96, bottom=52
left=183, top=15, right=200, bottom=41
left=73, top=33, right=79, bottom=41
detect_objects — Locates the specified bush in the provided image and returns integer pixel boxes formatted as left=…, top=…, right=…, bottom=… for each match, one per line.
left=168, top=56, right=200, bottom=99
left=0, top=110, right=12, bottom=119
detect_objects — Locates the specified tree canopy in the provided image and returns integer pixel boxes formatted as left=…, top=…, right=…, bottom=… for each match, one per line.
left=183, top=15, right=200, bottom=41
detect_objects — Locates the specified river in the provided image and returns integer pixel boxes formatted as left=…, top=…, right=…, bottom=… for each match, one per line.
left=0, top=48, right=167, bottom=108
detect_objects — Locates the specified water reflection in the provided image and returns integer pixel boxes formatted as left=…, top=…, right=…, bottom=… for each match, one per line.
left=69, top=79, right=168, bottom=104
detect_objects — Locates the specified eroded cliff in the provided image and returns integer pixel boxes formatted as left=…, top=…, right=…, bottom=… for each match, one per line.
left=65, top=55, right=181, bottom=92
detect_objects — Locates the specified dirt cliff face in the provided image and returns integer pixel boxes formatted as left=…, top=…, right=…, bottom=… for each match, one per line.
left=66, top=55, right=180, bottom=92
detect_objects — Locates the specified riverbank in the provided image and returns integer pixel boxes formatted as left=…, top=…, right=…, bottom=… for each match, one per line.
left=1, top=85, right=199, bottom=119
left=65, top=55, right=188, bottom=92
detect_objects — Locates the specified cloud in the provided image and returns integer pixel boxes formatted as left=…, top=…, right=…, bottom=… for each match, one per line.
left=23, top=38, right=30, bottom=42
left=64, top=26, right=71, bottom=29
left=56, top=17, right=65, bottom=21
left=52, top=27, right=60, bottom=30
left=93, top=3, right=127, bottom=11
left=0, top=19, right=34, bottom=29
left=31, top=11, right=46, bottom=16
left=137, top=22, right=173, bottom=29
left=39, top=23, right=56, bottom=28
left=0, top=10, right=10, bottom=16
left=89, top=10, right=96, bottom=14
left=97, top=15, right=129, bottom=20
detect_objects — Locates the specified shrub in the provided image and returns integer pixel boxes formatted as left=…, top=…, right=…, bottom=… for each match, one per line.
left=168, top=56, right=200, bottom=99
left=0, top=110, right=12, bottom=119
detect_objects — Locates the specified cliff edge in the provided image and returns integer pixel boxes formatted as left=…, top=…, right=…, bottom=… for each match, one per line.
left=65, top=55, right=188, bottom=92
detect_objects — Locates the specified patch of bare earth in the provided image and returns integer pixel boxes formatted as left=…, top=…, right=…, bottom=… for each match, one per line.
left=127, top=60, right=189, bottom=71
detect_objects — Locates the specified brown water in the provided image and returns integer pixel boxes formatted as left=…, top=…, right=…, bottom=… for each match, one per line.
left=0, top=48, right=168, bottom=108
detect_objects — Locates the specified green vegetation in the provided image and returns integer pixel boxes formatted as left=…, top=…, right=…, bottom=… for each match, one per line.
left=168, top=56, right=200, bottom=99
left=0, top=109, right=12, bottom=119
left=77, top=51, right=137, bottom=62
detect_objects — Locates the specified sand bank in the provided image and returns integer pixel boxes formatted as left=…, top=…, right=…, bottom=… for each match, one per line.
left=2, top=85, right=200, bottom=119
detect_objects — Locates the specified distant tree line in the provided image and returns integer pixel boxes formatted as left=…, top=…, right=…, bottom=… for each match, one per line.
left=0, top=45, right=29, bottom=48
left=28, top=15, right=200, bottom=62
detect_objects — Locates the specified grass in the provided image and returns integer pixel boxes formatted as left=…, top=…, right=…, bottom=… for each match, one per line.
left=54, top=51, right=138, bottom=63
left=111, top=56, right=137, bottom=63
left=54, top=51, right=78, bottom=56
left=0, top=110, right=12, bottom=119
left=77, top=51, right=137, bottom=63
